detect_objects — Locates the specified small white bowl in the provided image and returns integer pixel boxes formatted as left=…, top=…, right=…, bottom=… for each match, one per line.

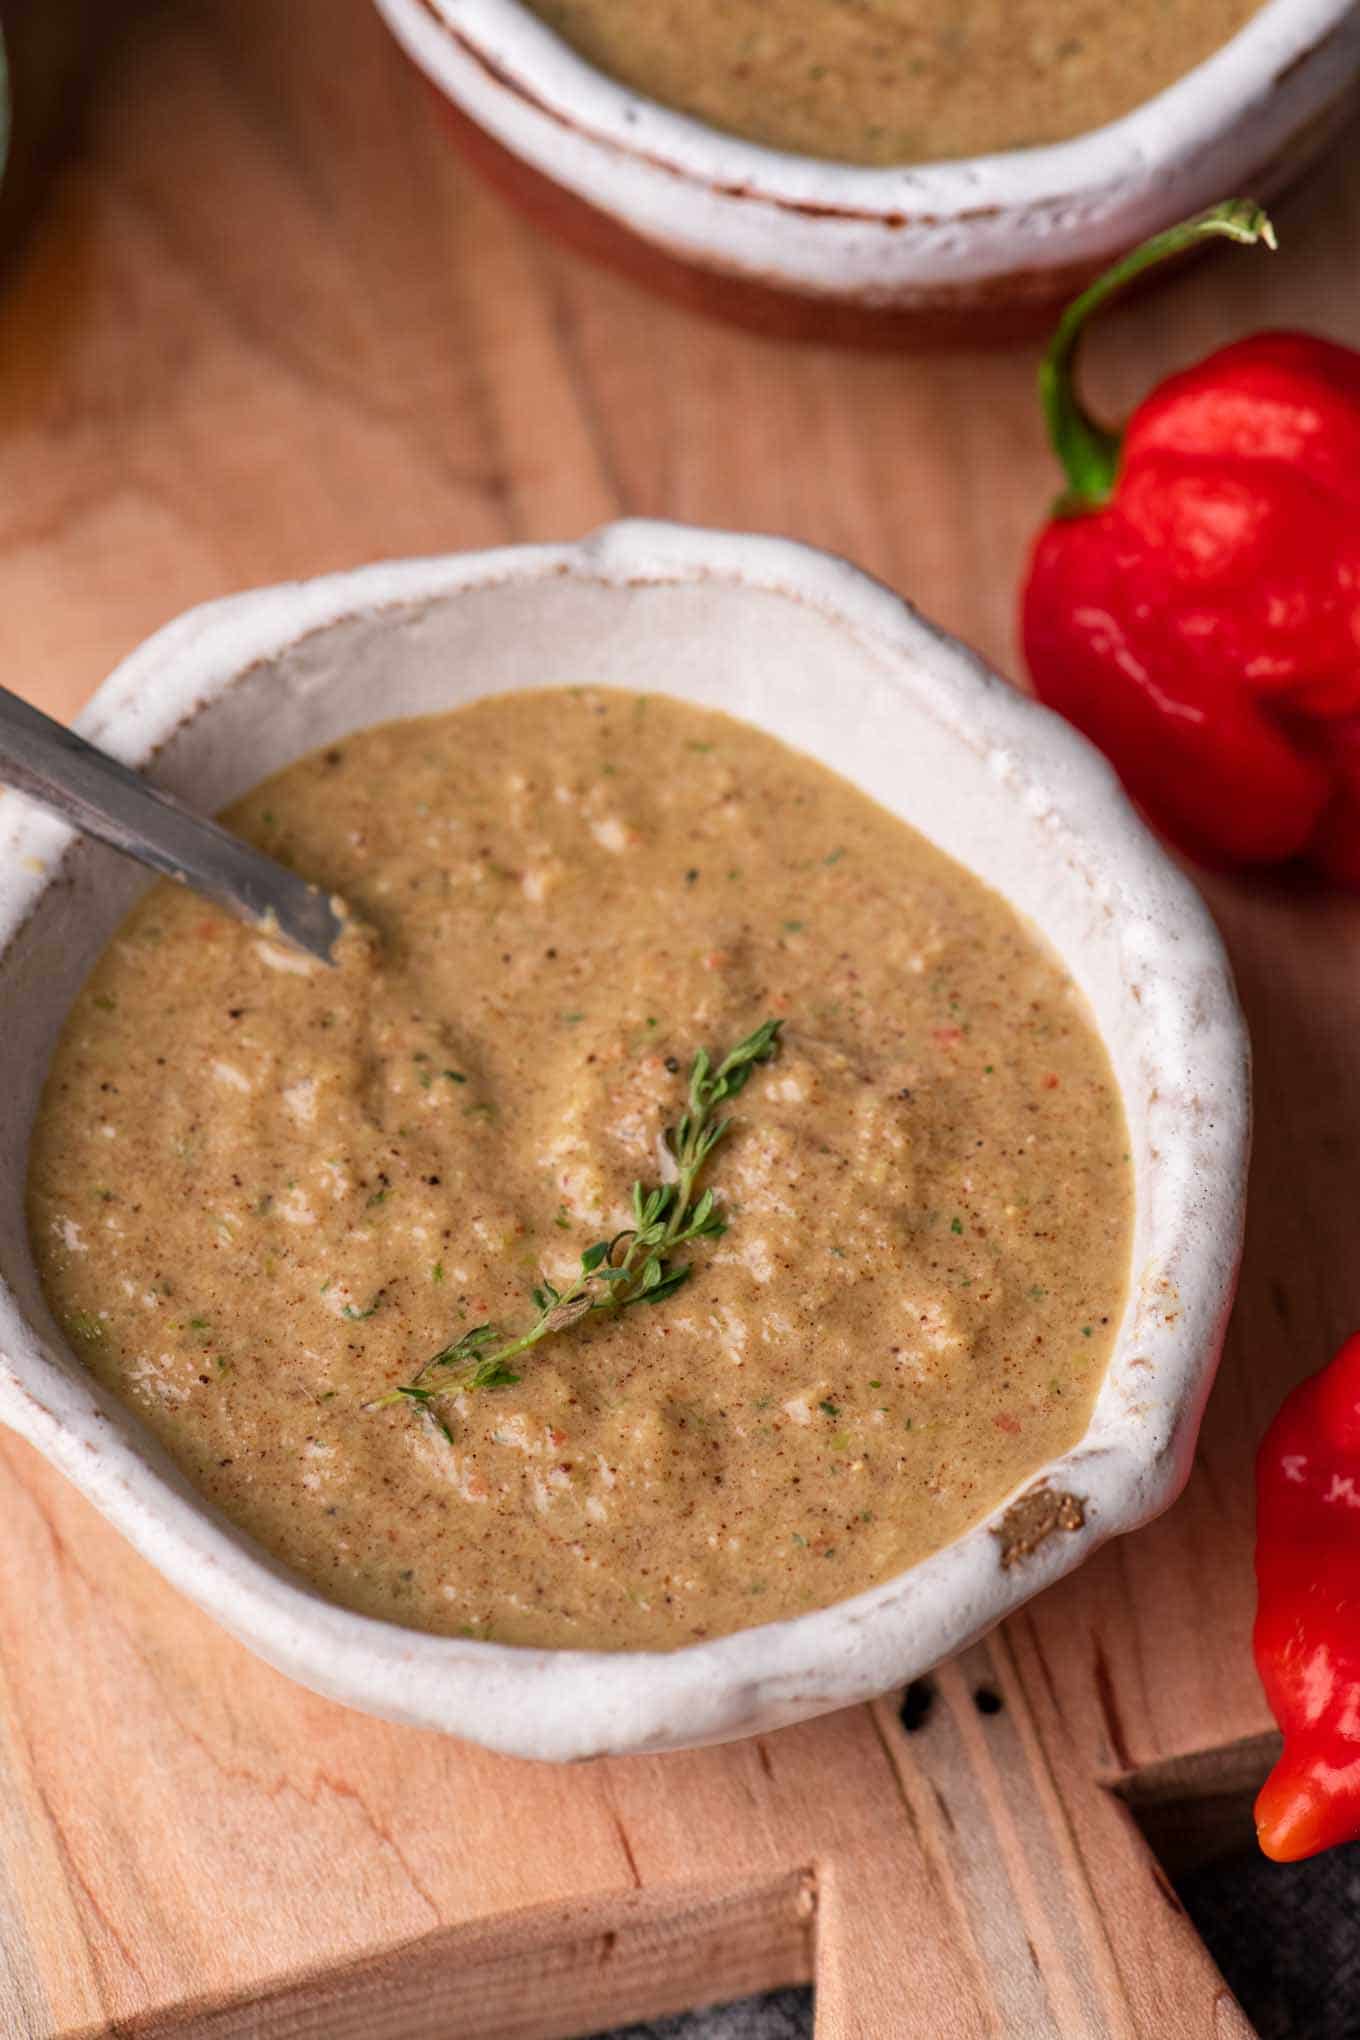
left=0, top=522, right=1248, bottom=1759
left=372, top=0, right=1360, bottom=338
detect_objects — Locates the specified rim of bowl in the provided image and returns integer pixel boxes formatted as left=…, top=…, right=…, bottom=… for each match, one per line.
left=379, top=0, right=1353, bottom=216
left=0, top=520, right=1249, bottom=1759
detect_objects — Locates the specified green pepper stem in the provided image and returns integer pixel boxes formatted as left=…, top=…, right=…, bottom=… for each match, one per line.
left=1040, top=198, right=1277, bottom=516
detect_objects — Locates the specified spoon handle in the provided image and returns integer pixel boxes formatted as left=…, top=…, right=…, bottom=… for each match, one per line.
left=0, top=684, right=343, bottom=963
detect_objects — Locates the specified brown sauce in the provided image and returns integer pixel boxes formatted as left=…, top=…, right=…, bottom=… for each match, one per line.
left=525, top=0, right=1263, bottom=163
left=29, top=689, right=1132, bottom=1649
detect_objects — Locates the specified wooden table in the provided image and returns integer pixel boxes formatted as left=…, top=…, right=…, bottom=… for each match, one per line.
left=2, top=5, right=1359, bottom=2033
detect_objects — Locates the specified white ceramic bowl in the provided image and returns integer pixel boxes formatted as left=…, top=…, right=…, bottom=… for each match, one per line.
left=0, top=522, right=1248, bottom=1759
left=372, top=0, right=1360, bottom=339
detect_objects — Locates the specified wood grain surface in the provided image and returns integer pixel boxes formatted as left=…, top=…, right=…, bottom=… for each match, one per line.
left=1, top=3, right=1358, bottom=2034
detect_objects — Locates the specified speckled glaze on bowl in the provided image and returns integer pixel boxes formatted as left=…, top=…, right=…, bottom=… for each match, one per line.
left=370, top=0, right=1360, bottom=341
left=0, top=522, right=1248, bottom=1759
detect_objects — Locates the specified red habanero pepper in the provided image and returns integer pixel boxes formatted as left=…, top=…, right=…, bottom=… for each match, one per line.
left=1255, top=1332, right=1360, bottom=1862
left=1021, top=201, right=1360, bottom=883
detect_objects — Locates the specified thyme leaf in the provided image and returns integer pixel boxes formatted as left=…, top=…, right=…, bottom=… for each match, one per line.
left=367, top=1018, right=783, bottom=1441
left=342, top=1296, right=381, bottom=1322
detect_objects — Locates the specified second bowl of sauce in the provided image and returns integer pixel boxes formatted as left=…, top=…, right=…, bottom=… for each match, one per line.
left=522, top=0, right=1264, bottom=164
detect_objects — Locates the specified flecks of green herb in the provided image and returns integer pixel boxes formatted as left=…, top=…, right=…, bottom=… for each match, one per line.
left=66, top=1310, right=104, bottom=1342
left=553, top=1206, right=571, bottom=1232
left=431, top=1262, right=445, bottom=1284
left=386, top=1382, right=457, bottom=1443
left=96, top=1187, right=114, bottom=1202
left=783, top=919, right=805, bottom=933
left=1028, top=1284, right=1047, bottom=1301
left=443, top=1069, right=467, bottom=1084
left=188, top=1316, right=210, bottom=1330
left=819, top=1399, right=840, bottom=1419
left=463, top=1101, right=497, bottom=1122
left=561, top=1012, right=585, bottom=1025
left=342, top=1296, right=381, bottom=1322
left=92, top=993, right=116, bottom=1013
left=417, top=1068, right=433, bottom=1089
left=686, top=740, right=715, bottom=753
left=950, top=1217, right=964, bottom=1235
left=1082, top=1324, right=1093, bottom=1337
left=369, top=1019, right=783, bottom=1440
left=823, top=848, right=845, bottom=866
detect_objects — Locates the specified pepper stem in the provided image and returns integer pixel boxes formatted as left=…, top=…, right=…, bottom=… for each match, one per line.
left=1040, top=198, right=1277, bottom=516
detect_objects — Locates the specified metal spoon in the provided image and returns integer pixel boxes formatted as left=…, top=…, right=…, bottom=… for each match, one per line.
left=0, top=683, right=344, bottom=963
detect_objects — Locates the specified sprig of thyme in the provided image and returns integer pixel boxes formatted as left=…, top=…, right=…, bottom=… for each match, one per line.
left=367, top=1018, right=783, bottom=1442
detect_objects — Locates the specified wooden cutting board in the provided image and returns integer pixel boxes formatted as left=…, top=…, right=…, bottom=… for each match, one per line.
left=2, top=4, right=1358, bottom=2033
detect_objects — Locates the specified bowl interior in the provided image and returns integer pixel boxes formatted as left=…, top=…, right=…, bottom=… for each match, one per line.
left=3, top=571, right=1152, bottom=1356
left=0, top=535, right=1245, bottom=1754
